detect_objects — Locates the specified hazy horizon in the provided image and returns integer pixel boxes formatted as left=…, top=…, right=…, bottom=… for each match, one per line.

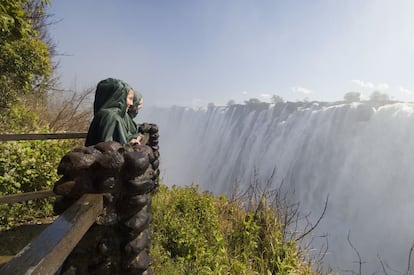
left=49, top=0, right=414, bottom=108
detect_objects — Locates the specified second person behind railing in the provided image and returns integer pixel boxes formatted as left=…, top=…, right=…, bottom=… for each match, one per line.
left=125, top=81, right=144, bottom=145
left=85, top=78, right=144, bottom=146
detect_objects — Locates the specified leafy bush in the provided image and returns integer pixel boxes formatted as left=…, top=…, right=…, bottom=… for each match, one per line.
left=151, top=185, right=317, bottom=274
left=0, top=100, right=42, bottom=134
left=0, top=138, right=81, bottom=228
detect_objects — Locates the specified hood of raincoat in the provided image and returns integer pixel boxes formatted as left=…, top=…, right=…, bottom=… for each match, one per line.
left=93, top=78, right=130, bottom=116
left=128, top=89, right=142, bottom=118
left=85, top=78, right=134, bottom=146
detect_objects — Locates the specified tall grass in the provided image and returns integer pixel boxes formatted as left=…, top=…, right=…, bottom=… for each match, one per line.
left=151, top=182, right=325, bottom=274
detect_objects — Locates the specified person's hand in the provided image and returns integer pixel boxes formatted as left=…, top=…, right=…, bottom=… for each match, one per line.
left=136, top=134, right=143, bottom=144
left=129, top=135, right=143, bottom=145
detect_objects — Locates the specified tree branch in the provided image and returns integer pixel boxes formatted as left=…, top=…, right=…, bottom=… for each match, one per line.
left=295, top=195, right=328, bottom=242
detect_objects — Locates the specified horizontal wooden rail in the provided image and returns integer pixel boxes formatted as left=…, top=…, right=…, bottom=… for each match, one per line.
left=0, top=190, right=56, bottom=205
left=0, top=194, right=103, bottom=275
left=0, top=133, right=87, bottom=141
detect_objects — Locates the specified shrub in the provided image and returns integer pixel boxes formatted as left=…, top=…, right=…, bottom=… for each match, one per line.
left=151, top=185, right=228, bottom=274
left=0, top=138, right=81, bottom=228
left=151, top=184, right=318, bottom=274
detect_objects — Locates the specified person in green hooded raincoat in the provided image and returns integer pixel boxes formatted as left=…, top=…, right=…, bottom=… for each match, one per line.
left=124, top=83, right=144, bottom=143
left=85, top=78, right=143, bottom=146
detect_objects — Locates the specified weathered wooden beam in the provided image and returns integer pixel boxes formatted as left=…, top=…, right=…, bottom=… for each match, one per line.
left=0, top=190, right=56, bottom=205
left=0, top=194, right=103, bottom=275
left=0, top=133, right=87, bottom=141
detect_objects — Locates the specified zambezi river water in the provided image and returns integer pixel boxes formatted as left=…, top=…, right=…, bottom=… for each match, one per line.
left=140, top=101, right=414, bottom=273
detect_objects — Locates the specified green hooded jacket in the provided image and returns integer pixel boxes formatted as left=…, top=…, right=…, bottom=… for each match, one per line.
left=125, top=88, right=143, bottom=141
left=85, top=78, right=139, bottom=146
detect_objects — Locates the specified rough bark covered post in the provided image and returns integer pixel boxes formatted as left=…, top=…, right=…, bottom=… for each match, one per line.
left=53, top=123, right=160, bottom=275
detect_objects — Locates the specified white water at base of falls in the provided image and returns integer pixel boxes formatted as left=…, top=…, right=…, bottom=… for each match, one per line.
left=139, top=102, right=414, bottom=273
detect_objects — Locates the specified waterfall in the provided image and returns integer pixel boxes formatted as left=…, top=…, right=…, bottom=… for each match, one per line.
left=139, top=101, right=414, bottom=273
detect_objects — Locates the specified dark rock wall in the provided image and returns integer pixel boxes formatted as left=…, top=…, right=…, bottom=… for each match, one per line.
left=53, top=123, right=160, bottom=275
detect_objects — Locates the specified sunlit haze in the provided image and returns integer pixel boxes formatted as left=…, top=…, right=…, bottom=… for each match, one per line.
left=49, top=0, right=414, bottom=107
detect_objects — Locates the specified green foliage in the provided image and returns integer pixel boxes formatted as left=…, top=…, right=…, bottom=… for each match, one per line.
left=0, top=100, right=41, bottom=133
left=271, top=94, right=284, bottom=104
left=227, top=99, right=236, bottom=106
left=151, top=185, right=227, bottom=274
left=151, top=185, right=317, bottom=274
left=0, top=0, right=32, bottom=39
left=0, top=0, right=81, bottom=229
left=369, top=91, right=390, bottom=102
left=0, top=36, right=51, bottom=84
left=344, top=91, right=361, bottom=102
left=0, top=138, right=81, bottom=229
left=244, top=98, right=262, bottom=105
left=0, top=0, right=51, bottom=111
left=0, top=0, right=51, bottom=40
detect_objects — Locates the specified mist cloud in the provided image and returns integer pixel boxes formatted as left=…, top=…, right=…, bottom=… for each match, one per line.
left=400, top=86, right=413, bottom=96
left=352, top=79, right=389, bottom=91
left=291, top=86, right=313, bottom=95
left=260, top=93, right=271, bottom=100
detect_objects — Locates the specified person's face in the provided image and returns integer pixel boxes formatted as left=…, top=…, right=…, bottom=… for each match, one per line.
left=126, top=90, right=134, bottom=111
left=137, top=98, right=143, bottom=111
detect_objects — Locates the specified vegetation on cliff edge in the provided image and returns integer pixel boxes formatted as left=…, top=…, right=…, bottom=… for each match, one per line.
left=151, top=184, right=321, bottom=274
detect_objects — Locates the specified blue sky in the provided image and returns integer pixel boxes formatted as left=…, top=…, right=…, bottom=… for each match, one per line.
left=49, top=0, right=414, bottom=107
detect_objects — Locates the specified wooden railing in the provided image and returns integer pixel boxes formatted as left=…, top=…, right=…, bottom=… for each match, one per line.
left=0, top=132, right=87, bottom=141
left=0, top=193, right=103, bottom=275
left=0, top=190, right=56, bottom=204
left=0, top=133, right=94, bottom=275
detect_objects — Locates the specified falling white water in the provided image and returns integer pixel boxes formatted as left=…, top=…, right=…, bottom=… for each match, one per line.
left=139, top=101, right=414, bottom=273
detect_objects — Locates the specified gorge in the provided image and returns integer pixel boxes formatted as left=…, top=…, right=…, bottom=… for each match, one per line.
left=140, top=101, right=414, bottom=273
